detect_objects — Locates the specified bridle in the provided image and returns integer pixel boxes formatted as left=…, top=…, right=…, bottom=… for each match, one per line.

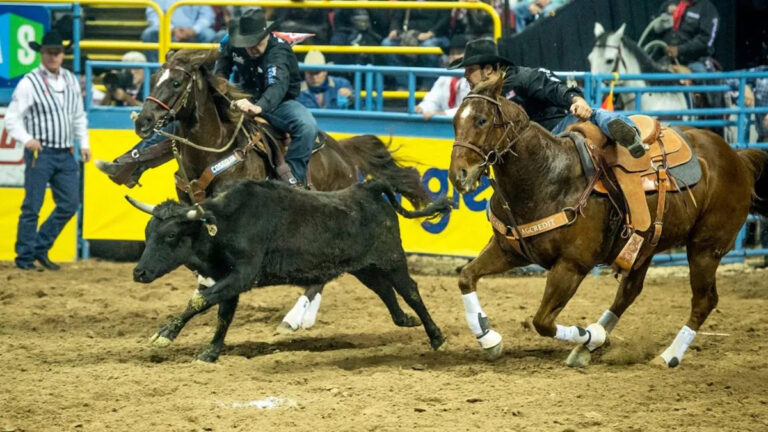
left=595, top=43, right=627, bottom=74
left=452, top=94, right=530, bottom=173
left=144, top=64, right=197, bottom=129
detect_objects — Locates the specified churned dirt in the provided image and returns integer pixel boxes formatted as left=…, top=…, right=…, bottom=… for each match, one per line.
left=1, top=259, right=768, bottom=431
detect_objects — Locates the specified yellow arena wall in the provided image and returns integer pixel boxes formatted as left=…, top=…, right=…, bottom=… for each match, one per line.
left=84, top=129, right=494, bottom=257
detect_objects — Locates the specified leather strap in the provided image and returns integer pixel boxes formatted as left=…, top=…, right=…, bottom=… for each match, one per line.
left=489, top=208, right=577, bottom=241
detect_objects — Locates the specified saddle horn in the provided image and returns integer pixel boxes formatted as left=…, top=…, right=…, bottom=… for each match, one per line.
left=125, top=195, right=156, bottom=215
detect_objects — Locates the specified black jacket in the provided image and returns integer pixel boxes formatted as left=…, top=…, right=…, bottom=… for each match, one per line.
left=655, top=0, right=719, bottom=64
left=502, top=66, right=584, bottom=131
left=214, top=34, right=302, bottom=113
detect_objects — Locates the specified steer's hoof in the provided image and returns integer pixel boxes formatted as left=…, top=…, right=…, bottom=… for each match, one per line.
left=395, top=314, right=422, bottom=328
left=149, top=332, right=173, bottom=347
left=430, top=336, right=447, bottom=351
left=276, top=321, right=298, bottom=334
left=196, top=346, right=220, bottom=363
left=566, top=344, right=592, bottom=368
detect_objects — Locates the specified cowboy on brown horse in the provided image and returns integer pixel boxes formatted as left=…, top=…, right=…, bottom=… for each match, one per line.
left=97, top=9, right=313, bottom=187
left=449, top=39, right=647, bottom=158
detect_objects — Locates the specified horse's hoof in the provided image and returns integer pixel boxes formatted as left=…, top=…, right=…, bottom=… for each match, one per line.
left=149, top=333, right=173, bottom=347
left=196, top=348, right=220, bottom=363
left=276, top=321, right=298, bottom=334
left=395, top=314, right=422, bottom=328
left=484, top=341, right=503, bottom=360
left=566, top=344, right=592, bottom=368
left=650, top=355, right=679, bottom=369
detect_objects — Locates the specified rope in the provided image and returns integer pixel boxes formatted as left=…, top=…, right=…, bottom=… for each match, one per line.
left=154, top=113, right=246, bottom=154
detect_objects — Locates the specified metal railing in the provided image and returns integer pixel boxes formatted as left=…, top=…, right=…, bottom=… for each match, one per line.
left=161, top=1, right=501, bottom=62
left=83, top=62, right=768, bottom=264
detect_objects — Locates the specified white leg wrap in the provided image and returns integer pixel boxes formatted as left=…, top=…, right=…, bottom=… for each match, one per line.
left=597, top=310, right=620, bottom=333
left=197, top=274, right=216, bottom=288
left=660, top=325, right=697, bottom=367
left=555, top=324, right=590, bottom=344
left=301, top=294, right=321, bottom=329
left=477, top=330, right=503, bottom=349
left=282, top=295, right=309, bottom=331
left=462, top=292, right=488, bottom=337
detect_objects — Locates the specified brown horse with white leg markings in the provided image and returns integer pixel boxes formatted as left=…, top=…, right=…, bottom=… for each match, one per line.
left=448, top=74, right=768, bottom=368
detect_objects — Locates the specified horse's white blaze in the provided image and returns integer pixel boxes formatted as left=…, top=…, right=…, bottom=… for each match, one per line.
left=460, top=105, right=473, bottom=120
left=301, top=293, right=322, bottom=329
left=156, top=69, right=171, bottom=86
left=282, top=295, right=310, bottom=330
left=660, top=325, right=697, bottom=366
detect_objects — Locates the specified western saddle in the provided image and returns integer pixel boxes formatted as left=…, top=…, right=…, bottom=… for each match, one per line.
left=568, top=114, right=699, bottom=276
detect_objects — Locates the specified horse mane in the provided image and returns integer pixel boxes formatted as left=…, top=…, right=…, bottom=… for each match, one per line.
left=167, top=49, right=253, bottom=123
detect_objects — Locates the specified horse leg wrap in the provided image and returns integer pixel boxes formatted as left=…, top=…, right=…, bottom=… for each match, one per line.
left=597, top=310, right=620, bottom=333
left=301, top=293, right=322, bottom=329
left=282, top=295, right=310, bottom=331
left=555, top=325, right=591, bottom=344
left=660, top=325, right=696, bottom=368
left=462, top=292, right=502, bottom=350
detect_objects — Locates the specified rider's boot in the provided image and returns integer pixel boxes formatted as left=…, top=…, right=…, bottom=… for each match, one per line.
left=275, top=162, right=301, bottom=188
left=608, top=119, right=646, bottom=159
left=95, top=140, right=174, bottom=187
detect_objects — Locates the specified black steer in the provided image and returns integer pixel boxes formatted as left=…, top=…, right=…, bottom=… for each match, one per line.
left=128, top=179, right=452, bottom=362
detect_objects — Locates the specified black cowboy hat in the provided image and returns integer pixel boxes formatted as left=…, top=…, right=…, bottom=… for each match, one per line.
left=231, top=9, right=278, bottom=48
left=441, top=34, right=468, bottom=56
left=28, top=30, right=72, bottom=52
left=447, top=38, right=514, bottom=69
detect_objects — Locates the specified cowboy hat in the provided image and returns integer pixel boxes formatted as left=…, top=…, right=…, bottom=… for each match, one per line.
left=28, top=30, right=72, bottom=52
left=230, top=9, right=279, bottom=48
left=447, top=38, right=514, bottom=69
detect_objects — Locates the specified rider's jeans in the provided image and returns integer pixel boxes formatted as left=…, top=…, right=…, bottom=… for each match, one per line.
left=262, top=99, right=318, bottom=183
left=550, top=109, right=637, bottom=140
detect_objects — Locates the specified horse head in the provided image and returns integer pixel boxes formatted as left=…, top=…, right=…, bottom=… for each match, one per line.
left=449, top=73, right=530, bottom=194
left=134, top=49, right=224, bottom=138
left=588, top=22, right=628, bottom=75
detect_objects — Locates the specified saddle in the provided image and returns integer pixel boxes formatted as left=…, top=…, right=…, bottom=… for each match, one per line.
left=567, top=115, right=701, bottom=275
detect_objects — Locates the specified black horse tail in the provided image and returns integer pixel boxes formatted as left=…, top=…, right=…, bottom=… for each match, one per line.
left=367, top=179, right=455, bottom=219
left=337, top=135, right=430, bottom=208
left=738, top=149, right=768, bottom=217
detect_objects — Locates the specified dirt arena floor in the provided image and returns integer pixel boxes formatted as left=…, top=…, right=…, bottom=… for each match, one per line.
left=1, top=258, right=768, bottom=431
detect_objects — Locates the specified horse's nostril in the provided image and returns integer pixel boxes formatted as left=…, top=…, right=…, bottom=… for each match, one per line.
left=460, top=168, right=468, bottom=180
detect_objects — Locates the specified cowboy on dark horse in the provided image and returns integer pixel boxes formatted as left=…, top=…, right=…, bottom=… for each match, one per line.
left=97, top=9, right=313, bottom=187
left=449, top=39, right=646, bottom=158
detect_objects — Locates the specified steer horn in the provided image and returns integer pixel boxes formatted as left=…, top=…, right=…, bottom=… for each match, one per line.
left=186, top=204, right=204, bottom=220
left=125, top=195, right=156, bottom=215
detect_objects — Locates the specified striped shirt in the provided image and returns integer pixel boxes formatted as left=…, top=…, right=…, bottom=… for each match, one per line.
left=5, top=65, right=89, bottom=150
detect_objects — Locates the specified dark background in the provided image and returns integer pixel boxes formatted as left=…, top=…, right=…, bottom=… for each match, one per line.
left=500, top=0, right=765, bottom=71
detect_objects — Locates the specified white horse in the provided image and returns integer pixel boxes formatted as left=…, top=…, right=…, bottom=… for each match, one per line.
left=588, top=23, right=689, bottom=114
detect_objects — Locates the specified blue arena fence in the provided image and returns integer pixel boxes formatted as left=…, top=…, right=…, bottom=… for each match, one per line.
left=79, top=61, right=768, bottom=264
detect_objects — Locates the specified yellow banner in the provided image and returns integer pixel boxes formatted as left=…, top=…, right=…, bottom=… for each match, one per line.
left=84, top=130, right=493, bottom=257
left=0, top=188, right=77, bottom=261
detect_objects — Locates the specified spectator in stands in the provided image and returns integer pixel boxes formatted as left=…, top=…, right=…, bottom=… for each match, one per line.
left=100, top=51, right=146, bottom=107
left=649, top=0, right=720, bottom=73
left=451, top=0, right=505, bottom=41
left=382, top=0, right=451, bottom=89
left=298, top=50, right=353, bottom=110
left=513, top=0, right=566, bottom=33
left=330, top=8, right=389, bottom=65
left=142, top=0, right=217, bottom=60
left=414, top=35, right=471, bottom=120
left=273, top=8, right=331, bottom=45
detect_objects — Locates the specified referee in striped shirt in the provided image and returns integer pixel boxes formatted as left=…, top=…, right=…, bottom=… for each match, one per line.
left=5, top=30, right=91, bottom=271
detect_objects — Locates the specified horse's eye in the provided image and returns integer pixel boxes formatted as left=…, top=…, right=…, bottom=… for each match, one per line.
left=477, top=118, right=488, bottom=127
left=605, top=59, right=613, bottom=65
left=172, top=80, right=181, bottom=88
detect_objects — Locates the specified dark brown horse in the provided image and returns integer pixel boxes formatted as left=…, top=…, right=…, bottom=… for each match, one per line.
left=133, top=49, right=430, bottom=349
left=448, top=74, right=768, bottom=368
